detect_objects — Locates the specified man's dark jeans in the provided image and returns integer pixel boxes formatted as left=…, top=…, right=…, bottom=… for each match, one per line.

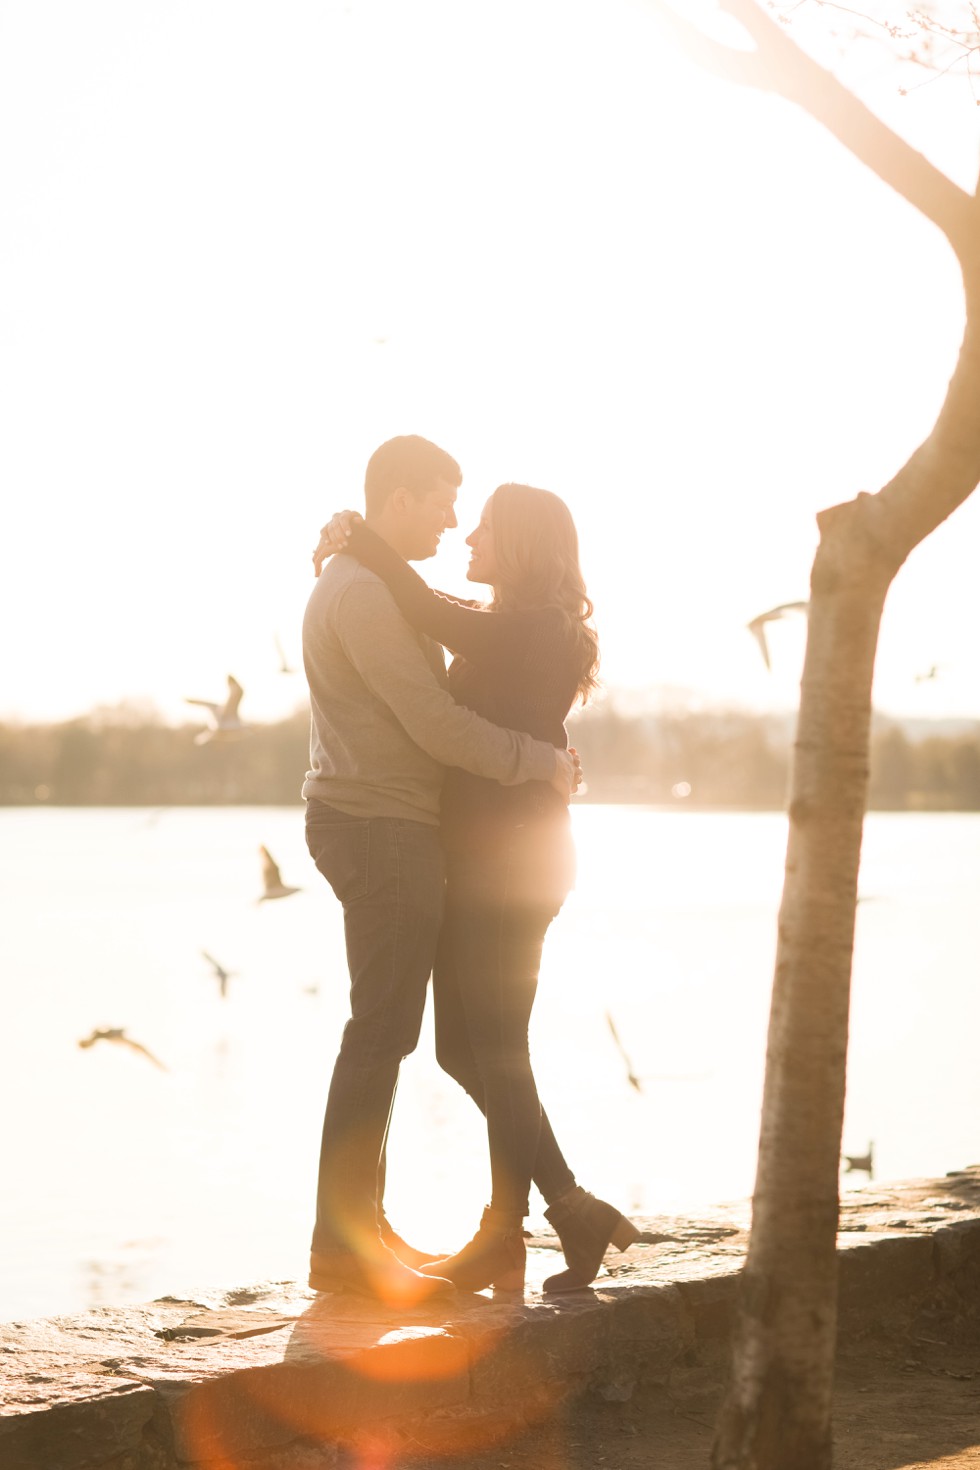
left=305, top=799, right=445, bottom=1256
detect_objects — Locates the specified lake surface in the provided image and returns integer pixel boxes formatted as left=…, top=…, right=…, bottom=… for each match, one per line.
left=2, top=805, right=979, bottom=1323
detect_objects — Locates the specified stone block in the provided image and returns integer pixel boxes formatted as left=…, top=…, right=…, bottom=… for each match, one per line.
left=0, top=1384, right=170, bottom=1470
left=837, top=1232, right=934, bottom=1308
left=933, top=1217, right=980, bottom=1283
left=163, top=1330, right=472, bottom=1466
left=674, top=1270, right=739, bottom=1346
left=6, top=1174, right=980, bottom=1469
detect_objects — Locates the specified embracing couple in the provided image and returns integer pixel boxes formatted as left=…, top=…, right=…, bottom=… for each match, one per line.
left=301, top=434, right=638, bottom=1308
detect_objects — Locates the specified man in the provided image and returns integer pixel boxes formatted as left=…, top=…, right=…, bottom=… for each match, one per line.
left=302, top=435, right=575, bottom=1307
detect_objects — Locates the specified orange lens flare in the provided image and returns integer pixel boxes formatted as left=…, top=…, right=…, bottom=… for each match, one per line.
left=176, top=1305, right=566, bottom=1465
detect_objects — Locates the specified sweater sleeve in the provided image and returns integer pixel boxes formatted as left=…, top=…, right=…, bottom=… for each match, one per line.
left=345, top=524, right=518, bottom=667
left=334, top=578, right=558, bottom=784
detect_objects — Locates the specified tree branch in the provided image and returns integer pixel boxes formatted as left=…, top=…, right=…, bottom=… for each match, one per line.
left=648, top=2, right=776, bottom=87
left=651, top=0, right=976, bottom=255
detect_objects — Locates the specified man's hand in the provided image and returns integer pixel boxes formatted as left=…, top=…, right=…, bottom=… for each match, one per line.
left=312, top=510, right=363, bottom=577
left=550, top=746, right=583, bottom=802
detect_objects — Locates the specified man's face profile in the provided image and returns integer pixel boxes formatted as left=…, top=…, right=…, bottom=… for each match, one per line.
left=400, top=476, right=459, bottom=560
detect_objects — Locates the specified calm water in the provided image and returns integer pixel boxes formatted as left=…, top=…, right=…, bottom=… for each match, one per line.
left=2, top=805, right=979, bottom=1324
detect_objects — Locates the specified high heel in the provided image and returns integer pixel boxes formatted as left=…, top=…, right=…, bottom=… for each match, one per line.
left=542, top=1187, right=641, bottom=1293
left=420, top=1206, right=526, bottom=1294
left=609, top=1216, right=641, bottom=1252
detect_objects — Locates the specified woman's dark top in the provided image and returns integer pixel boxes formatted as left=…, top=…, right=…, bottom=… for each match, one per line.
left=345, top=523, right=582, bottom=858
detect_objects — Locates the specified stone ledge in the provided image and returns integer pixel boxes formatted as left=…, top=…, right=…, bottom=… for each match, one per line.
left=3, top=1168, right=979, bottom=1469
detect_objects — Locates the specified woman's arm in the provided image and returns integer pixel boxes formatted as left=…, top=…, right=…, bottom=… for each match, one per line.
left=345, top=521, right=520, bottom=665
left=312, top=514, right=478, bottom=611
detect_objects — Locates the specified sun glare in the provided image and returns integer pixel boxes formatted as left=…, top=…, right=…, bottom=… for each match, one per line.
left=0, top=0, right=973, bottom=725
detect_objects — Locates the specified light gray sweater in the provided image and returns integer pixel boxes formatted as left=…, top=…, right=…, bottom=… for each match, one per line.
left=301, top=557, right=558, bottom=823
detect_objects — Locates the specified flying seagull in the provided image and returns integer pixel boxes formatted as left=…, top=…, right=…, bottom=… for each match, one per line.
left=201, top=950, right=237, bottom=998
left=914, top=665, right=943, bottom=683
left=605, top=1011, right=643, bottom=1094
left=185, top=675, right=248, bottom=745
left=604, top=1014, right=711, bottom=1088
left=258, top=845, right=301, bottom=903
left=746, top=601, right=810, bottom=671
left=274, top=634, right=296, bottom=675
left=78, top=1027, right=167, bottom=1071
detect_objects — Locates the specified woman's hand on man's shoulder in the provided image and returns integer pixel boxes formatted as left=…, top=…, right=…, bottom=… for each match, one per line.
left=312, top=510, right=364, bottom=577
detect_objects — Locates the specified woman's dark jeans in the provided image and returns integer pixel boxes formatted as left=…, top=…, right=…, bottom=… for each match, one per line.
left=305, top=800, right=445, bottom=1256
left=433, top=824, right=577, bottom=1219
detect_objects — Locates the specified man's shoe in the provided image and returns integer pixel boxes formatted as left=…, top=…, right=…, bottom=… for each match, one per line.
left=378, top=1217, right=445, bottom=1269
left=309, top=1244, right=456, bottom=1309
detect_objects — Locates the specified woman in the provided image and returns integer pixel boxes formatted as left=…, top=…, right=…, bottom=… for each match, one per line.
left=313, top=483, right=639, bottom=1293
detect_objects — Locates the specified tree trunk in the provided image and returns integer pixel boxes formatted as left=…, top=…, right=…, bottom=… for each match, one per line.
left=644, top=7, right=980, bottom=1461
left=711, top=511, right=893, bottom=1469
left=711, top=262, right=980, bottom=1468
left=634, top=9, right=980, bottom=1457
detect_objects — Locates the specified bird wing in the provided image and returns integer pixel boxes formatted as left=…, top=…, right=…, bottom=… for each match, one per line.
left=201, top=950, right=228, bottom=980
left=605, top=1010, right=624, bottom=1049
left=222, top=676, right=244, bottom=721
left=746, top=601, right=809, bottom=670
left=274, top=634, right=293, bottom=673
left=120, top=1035, right=168, bottom=1070
left=78, top=1029, right=120, bottom=1049
left=185, top=699, right=221, bottom=719
left=769, top=600, right=809, bottom=620
left=260, top=845, right=282, bottom=890
left=746, top=617, right=771, bottom=671
left=605, top=1010, right=643, bottom=1092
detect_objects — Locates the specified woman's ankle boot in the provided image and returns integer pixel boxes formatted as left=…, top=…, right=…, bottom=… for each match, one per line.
left=420, top=1206, right=526, bottom=1294
left=542, top=1187, right=641, bottom=1293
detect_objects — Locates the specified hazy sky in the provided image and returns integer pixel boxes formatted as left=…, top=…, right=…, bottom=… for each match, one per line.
left=3, top=0, right=978, bottom=729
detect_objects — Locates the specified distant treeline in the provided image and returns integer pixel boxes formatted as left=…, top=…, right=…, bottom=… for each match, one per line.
left=569, top=707, right=980, bottom=810
left=1, top=703, right=979, bottom=810
left=0, top=707, right=312, bottom=807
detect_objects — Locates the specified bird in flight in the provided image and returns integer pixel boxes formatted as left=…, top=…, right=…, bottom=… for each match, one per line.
left=201, top=950, right=236, bottom=998
left=274, top=634, right=296, bottom=675
left=78, top=1027, right=167, bottom=1071
left=914, top=665, right=943, bottom=683
left=185, top=675, right=248, bottom=745
left=747, top=601, right=809, bottom=671
left=258, top=845, right=302, bottom=903
left=605, top=1011, right=644, bottom=1094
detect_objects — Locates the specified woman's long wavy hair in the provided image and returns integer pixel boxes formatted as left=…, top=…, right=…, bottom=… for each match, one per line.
left=487, top=483, right=600, bottom=704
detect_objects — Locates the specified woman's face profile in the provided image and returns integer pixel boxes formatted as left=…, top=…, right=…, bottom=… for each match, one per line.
left=465, top=499, right=499, bottom=585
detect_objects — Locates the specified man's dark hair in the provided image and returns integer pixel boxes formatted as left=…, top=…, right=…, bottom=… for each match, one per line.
left=364, top=436, right=462, bottom=516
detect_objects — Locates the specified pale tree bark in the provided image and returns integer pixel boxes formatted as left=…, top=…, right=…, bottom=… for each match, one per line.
left=650, top=2, right=980, bottom=1465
